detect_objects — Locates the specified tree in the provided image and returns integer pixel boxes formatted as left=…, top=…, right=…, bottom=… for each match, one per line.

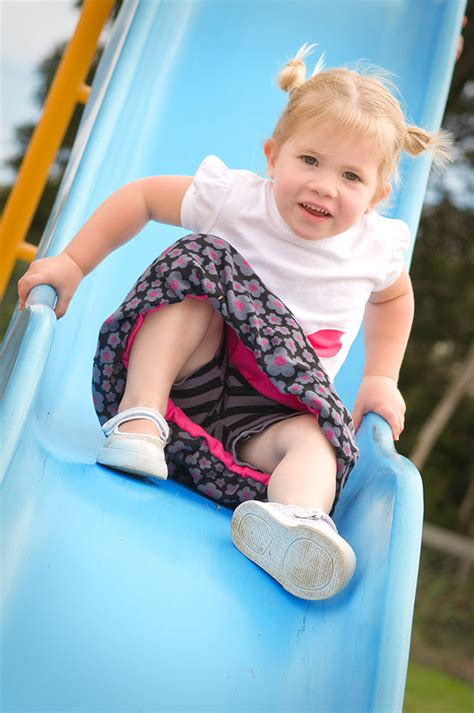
left=399, top=3, right=474, bottom=533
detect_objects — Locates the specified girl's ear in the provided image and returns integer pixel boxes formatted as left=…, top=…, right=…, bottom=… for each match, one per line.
left=264, top=138, right=277, bottom=178
left=366, top=183, right=391, bottom=213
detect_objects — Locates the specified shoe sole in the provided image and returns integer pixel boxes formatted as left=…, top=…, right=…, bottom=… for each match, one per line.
left=97, top=446, right=168, bottom=481
left=231, top=501, right=356, bottom=600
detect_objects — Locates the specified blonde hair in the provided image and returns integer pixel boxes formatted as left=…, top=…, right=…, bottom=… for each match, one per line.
left=273, top=45, right=453, bottom=198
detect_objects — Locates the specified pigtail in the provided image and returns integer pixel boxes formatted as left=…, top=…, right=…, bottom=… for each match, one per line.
left=273, top=43, right=454, bottom=185
left=278, top=43, right=315, bottom=93
left=403, top=125, right=453, bottom=168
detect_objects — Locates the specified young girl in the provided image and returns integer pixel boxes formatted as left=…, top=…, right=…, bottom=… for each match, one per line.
left=18, top=45, right=450, bottom=602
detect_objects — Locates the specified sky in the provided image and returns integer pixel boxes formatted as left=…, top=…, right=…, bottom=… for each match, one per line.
left=0, top=0, right=79, bottom=184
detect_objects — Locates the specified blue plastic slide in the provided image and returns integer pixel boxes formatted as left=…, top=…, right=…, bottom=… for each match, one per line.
left=1, top=1, right=465, bottom=710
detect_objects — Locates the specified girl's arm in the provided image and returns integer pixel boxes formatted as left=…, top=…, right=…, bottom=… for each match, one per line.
left=17, top=175, right=192, bottom=317
left=352, top=267, right=414, bottom=439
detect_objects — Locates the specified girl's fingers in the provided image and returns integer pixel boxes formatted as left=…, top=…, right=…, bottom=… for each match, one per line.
left=397, top=411, right=405, bottom=437
left=18, top=270, right=66, bottom=317
left=394, top=398, right=405, bottom=438
left=353, top=382, right=406, bottom=439
left=18, top=272, right=43, bottom=304
left=352, top=407, right=363, bottom=432
left=54, top=294, right=70, bottom=319
left=374, top=403, right=400, bottom=439
left=392, top=408, right=405, bottom=441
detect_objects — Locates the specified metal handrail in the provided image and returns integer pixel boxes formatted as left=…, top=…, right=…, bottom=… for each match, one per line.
left=0, top=0, right=115, bottom=299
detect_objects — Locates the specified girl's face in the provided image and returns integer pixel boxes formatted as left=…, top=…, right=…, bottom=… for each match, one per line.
left=265, top=120, right=388, bottom=241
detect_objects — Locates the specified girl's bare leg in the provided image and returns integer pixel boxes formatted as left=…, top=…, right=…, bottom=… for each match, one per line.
left=118, top=298, right=223, bottom=435
left=237, top=414, right=337, bottom=513
left=232, top=415, right=355, bottom=601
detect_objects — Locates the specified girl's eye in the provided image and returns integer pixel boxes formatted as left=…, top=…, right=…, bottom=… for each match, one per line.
left=343, top=171, right=360, bottom=182
left=301, top=155, right=318, bottom=166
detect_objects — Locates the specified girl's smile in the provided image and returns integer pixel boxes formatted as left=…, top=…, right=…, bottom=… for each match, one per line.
left=300, top=201, right=332, bottom=220
left=265, top=121, right=387, bottom=241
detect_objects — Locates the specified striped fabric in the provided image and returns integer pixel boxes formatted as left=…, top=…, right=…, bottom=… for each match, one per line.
left=171, top=335, right=302, bottom=468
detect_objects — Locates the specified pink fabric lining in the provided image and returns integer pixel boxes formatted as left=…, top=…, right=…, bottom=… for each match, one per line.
left=122, top=313, right=146, bottom=368
left=226, top=327, right=318, bottom=415
left=119, top=296, right=320, bottom=485
left=165, top=399, right=270, bottom=485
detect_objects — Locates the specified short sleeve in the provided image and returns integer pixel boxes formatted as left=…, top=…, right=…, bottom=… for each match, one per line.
left=372, top=219, right=411, bottom=292
left=181, top=155, right=231, bottom=234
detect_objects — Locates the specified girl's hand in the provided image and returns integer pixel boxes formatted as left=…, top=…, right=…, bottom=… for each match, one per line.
left=352, top=375, right=406, bottom=440
left=17, top=252, right=85, bottom=319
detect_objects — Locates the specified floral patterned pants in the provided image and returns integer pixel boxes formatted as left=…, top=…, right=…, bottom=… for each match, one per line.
left=92, top=235, right=358, bottom=508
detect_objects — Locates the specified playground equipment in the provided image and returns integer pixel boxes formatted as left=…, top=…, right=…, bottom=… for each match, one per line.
left=1, top=1, right=465, bottom=710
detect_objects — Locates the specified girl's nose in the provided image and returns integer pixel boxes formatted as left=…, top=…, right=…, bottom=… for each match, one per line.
left=308, top=173, right=337, bottom=198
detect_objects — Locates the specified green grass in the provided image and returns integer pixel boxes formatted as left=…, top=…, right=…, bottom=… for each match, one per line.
left=404, top=662, right=474, bottom=713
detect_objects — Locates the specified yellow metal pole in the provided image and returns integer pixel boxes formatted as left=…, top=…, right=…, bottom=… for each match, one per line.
left=0, top=0, right=115, bottom=299
left=77, top=84, right=92, bottom=104
left=16, top=243, right=37, bottom=263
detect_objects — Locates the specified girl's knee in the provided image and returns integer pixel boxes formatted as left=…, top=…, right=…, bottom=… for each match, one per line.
left=238, top=414, right=335, bottom=475
left=209, top=305, right=224, bottom=333
left=280, top=415, right=335, bottom=455
left=256, top=415, right=315, bottom=463
left=282, top=414, right=320, bottom=439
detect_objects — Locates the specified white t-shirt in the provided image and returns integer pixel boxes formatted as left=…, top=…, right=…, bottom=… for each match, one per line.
left=181, top=155, right=409, bottom=381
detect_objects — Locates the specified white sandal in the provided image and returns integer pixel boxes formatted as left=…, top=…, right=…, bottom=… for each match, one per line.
left=97, top=407, right=169, bottom=481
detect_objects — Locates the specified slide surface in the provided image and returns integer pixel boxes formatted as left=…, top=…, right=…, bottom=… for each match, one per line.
left=1, top=1, right=465, bottom=711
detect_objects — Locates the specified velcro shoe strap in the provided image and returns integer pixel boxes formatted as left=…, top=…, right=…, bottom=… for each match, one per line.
left=101, top=407, right=169, bottom=442
left=286, top=504, right=338, bottom=533
left=298, top=510, right=338, bottom=533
